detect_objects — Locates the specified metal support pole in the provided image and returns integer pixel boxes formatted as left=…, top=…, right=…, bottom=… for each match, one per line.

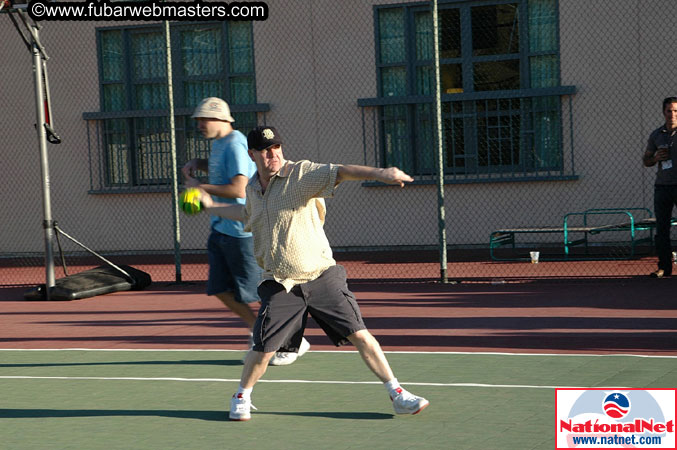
left=432, top=0, right=448, bottom=283
left=32, top=26, right=56, bottom=297
left=164, top=20, right=182, bottom=283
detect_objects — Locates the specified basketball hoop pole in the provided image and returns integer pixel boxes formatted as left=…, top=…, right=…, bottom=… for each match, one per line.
left=32, top=29, right=57, bottom=298
left=8, top=7, right=57, bottom=298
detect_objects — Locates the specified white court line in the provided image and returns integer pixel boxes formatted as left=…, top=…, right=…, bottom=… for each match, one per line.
left=0, top=348, right=675, bottom=358
left=0, top=375, right=628, bottom=390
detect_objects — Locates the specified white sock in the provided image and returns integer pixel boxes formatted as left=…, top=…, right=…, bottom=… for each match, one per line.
left=384, top=378, right=402, bottom=397
left=236, top=385, right=253, bottom=399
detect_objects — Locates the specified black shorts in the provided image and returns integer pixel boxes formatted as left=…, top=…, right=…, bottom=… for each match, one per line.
left=252, top=265, right=367, bottom=352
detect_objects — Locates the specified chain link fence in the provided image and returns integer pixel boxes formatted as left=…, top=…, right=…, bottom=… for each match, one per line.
left=1, top=0, right=675, bottom=287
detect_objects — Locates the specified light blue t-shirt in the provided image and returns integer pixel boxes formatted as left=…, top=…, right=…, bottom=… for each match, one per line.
left=208, top=130, right=256, bottom=238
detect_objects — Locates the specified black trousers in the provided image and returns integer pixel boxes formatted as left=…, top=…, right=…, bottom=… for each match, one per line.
left=653, top=185, right=677, bottom=272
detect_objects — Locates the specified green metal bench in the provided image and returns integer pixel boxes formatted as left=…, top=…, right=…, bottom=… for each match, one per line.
left=489, top=208, right=675, bottom=261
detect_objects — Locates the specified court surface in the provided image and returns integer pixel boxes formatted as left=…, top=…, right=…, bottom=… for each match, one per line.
left=1, top=277, right=676, bottom=449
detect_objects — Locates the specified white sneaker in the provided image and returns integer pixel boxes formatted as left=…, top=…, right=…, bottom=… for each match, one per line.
left=298, top=336, right=311, bottom=357
left=391, top=388, right=429, bottom=415
left=269, top=337, right=311, bottom=366
left=268, top=351, right=298, bottom=366
left=229, top=393, right=257, bottom=421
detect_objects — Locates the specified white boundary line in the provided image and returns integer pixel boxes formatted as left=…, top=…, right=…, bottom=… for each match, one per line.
left=0, top=350, right=651, bottom=389
left=0, top=375, right=628, bottom=390
left=0, top=348, right=675, bottom=358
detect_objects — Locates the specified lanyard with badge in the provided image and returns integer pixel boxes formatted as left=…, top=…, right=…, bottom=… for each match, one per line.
left=660, top=133, right=673, bottom=170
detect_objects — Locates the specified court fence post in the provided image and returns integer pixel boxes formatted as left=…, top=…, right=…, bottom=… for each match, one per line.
left=432, top=0, right=448, bottom=283
left=164, top=19, right=183, bottom=283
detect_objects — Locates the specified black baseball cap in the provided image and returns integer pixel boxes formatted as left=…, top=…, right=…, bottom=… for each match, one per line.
left=247, top=126, right=283, bottom=151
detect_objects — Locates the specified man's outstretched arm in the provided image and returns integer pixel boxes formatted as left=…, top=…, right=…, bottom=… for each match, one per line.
left=336, top=165, right=414, bottom=187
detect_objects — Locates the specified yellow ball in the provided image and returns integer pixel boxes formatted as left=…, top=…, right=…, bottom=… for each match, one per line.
left=179, top=188, right=202, bottom=215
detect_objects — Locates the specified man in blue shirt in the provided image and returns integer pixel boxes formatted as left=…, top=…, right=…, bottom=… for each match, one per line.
left=183, top=98, right=309, bottom=364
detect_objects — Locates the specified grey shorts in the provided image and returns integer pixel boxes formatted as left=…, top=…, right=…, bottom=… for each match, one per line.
left=252, top=265, right=367, bottom=352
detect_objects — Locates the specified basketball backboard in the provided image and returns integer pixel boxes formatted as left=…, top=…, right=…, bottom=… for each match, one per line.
left=0, top=1, right=54, bottom=13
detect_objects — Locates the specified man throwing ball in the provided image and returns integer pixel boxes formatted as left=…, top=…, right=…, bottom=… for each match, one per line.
left=183, top=98, right=308, bottom=365
left=199, top=126, right=430, bottom=421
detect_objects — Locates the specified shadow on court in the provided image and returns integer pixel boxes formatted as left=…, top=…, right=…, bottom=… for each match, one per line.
left=261, top=411, right=393, bottom=420
left=0, top=359, right=243, bottom=368
left=0, top=408, right=394, bottom=421
left=0, top=408, right=228, bottom=422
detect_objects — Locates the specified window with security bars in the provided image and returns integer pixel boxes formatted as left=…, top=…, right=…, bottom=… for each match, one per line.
left=89, top=22, right=262, bottom=189
left=371, top=0, right=570, bottom=180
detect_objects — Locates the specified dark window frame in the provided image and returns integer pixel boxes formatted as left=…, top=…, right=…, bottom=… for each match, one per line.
left=85, top=21, right=268, bottom=191
left=365, top=0, right=575, bottom=181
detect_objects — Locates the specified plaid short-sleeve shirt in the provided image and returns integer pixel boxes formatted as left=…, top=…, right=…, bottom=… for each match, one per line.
left=244, top=160, right=340, bottom=291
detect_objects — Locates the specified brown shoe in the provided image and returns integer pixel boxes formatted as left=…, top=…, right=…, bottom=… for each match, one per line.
left=650, top=269, right=671, bottom=278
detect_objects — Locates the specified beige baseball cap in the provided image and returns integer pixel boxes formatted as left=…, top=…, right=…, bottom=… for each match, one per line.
left=191, top=97, right=235, bottom=122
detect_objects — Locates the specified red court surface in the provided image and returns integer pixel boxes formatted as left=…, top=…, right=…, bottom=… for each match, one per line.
left=1, top=275, right=675, bottom=356
left=0, top=249, right=666, bottom=285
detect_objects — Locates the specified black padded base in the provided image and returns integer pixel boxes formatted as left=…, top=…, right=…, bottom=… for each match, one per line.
left=24, top=265, right=152, bottom=301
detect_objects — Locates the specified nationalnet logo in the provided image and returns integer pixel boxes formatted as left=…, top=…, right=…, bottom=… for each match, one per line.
left=556, top=389, right=676, bottom=449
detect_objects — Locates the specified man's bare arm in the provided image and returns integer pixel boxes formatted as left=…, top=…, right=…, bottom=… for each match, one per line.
left=195, top=174, right=248, bottom=199
left=198, top=191, right=246, bottom=222
left=336, top=165, right=414, bottom=187
left=644, top=147, right=669, bottom=167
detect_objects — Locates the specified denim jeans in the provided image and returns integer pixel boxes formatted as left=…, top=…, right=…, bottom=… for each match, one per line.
left=653, top=185, right=677, bottom=272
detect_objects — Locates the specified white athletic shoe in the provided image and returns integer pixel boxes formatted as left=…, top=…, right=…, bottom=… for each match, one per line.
left=268, top=337, right=311, bottom=366
left=298, top=337, right=311, bottom=357
left=229, top=393, right=257, bottom=421
left=391, top=388, right=429, bottom=415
